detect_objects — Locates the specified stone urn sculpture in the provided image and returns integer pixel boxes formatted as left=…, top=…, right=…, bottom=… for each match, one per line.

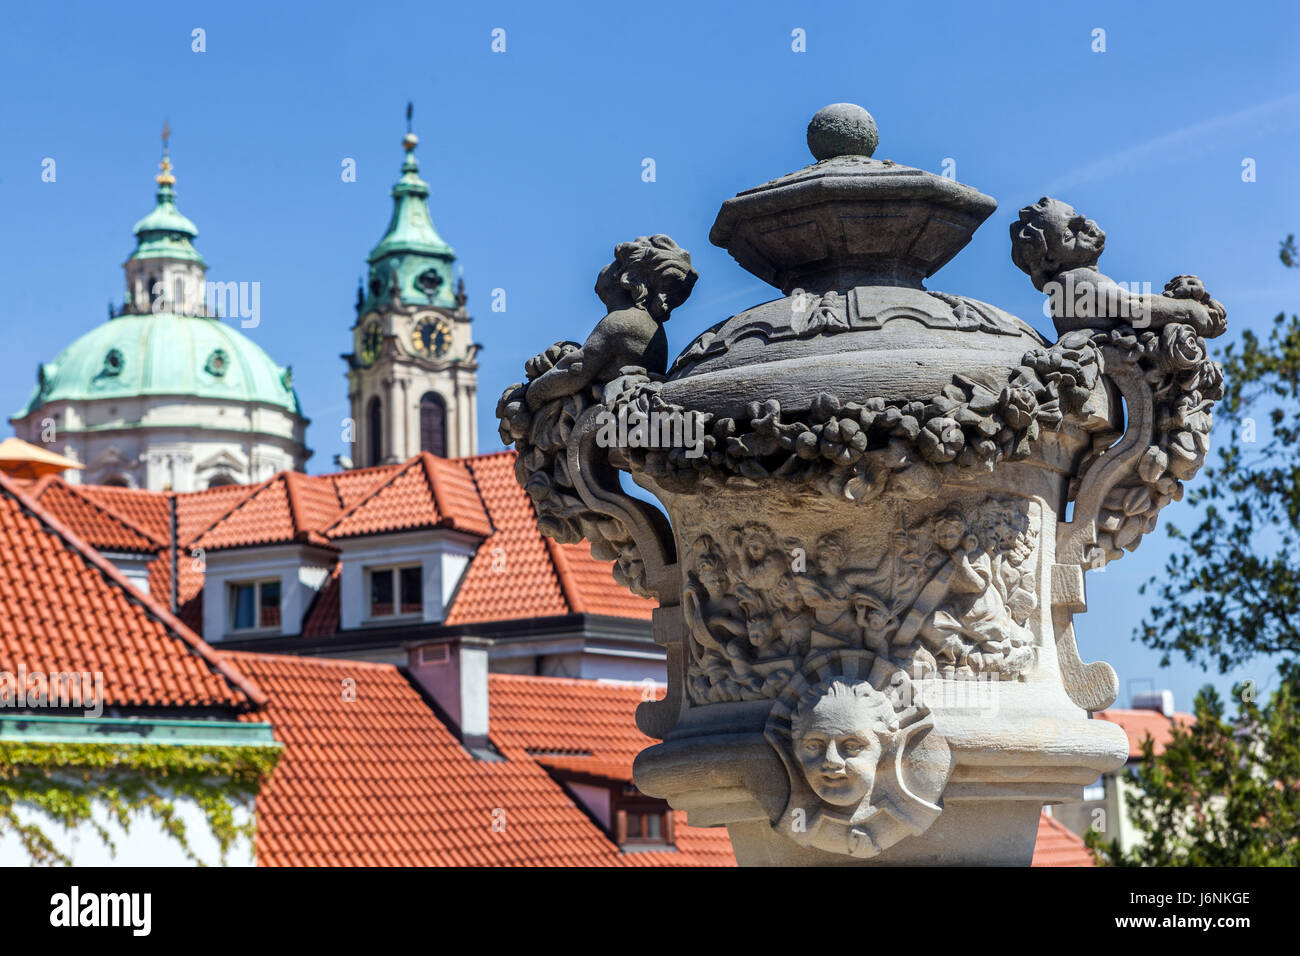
left=498, top=104, right=1228, bottom=865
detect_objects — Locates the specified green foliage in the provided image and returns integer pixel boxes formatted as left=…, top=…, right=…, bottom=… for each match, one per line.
left=1138, top=237, right=1300, bottom=676
left=1086, top=676, right=1300, bottom=866
left=0, top=741, right=280, bottom=866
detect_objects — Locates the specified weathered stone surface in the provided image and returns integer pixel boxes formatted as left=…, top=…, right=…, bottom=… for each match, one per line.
left=499, top=105, right=1228, bottom=865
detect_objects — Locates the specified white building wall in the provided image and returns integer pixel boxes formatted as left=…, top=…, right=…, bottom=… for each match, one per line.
left=0, top=795, right=255, bottom=867
left=13, top=395, right=307, bottom=491
left=200, top=544, right=335, bottom=642
left=337, top=530, right=477, bottom=630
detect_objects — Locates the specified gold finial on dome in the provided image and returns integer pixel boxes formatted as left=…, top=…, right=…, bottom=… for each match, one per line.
left=156, top=121, right=176, bottom=186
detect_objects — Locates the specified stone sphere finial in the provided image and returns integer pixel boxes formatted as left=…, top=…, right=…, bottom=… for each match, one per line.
left=807, top=103, right=878, bottom=161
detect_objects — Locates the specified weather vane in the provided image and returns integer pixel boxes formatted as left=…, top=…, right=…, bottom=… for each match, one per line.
left=406, top=102, right=413, bottom=135
left=157, top=120, right=175, bottom=186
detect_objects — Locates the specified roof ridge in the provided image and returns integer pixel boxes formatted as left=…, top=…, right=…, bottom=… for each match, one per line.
left=459, top=449, right=516, bottom=464
left=419, top=452, right=447, bottom=524
left=327, top=472, right=346, bottom=511
left=323, top=455, right=424, bottom=534
left=543, top=532, right=587, bottom=615
left=218, top=648, right=396, bottom=672
left=186, top=474, right=279, bottom=546
left=282, top=470, right=306, bottom=537
left=28, top=473, right=59, bottom=498
left=461, top=455, right=498, bottom=538
left=0, top=470, right=267, bottom=708
left=61, top=480, right=168, bottom=549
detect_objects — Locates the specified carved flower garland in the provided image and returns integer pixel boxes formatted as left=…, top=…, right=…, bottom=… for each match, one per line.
left=499, top=316, right=1223, bottom=590
left=604, top=320, right=1222, bottom=565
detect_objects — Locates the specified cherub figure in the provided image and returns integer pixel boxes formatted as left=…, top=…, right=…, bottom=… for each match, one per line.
left=1010, top=198, right=1224, bottom=338
left=791, top=678, right=899, bottom=809
left=795, top=532, right=887, bottom=648
left=920, top=510, right=1033, bottom=675
left=683, top=537, right=763, bottom=696
left=683, top=542, right=746, bottom=651
left=525, top=234, right=698, bottom=411
left=771, top=573, right=814, bottom=658
left=728, top=522, right=787, bottom=619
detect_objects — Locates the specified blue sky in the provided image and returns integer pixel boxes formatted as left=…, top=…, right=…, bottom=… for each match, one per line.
left=2, top=0, right=1298, bottom=711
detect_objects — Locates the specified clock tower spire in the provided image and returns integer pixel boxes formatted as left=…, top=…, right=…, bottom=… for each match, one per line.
left=345, top=107, right=480, bottom=465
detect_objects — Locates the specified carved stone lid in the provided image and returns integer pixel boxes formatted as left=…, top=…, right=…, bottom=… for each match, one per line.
left=663, top=286, right=1045, bottom=418
left=709, top=104, right=997, bottom=294
left=664, top=105, right=1032, bottom=419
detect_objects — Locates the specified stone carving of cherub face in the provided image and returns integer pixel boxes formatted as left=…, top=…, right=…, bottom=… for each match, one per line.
left=697, top=549, right=728, bottom=595
left=594, top=234, right=699, bottom=322
left=1010, top=198, right=1107, bottom=291
left=932, top=512, right=968, bottom=553
left=815, top=532, right=845, bottom=576
left=791, top=679, right=899, bottom=808
left=1164, top=274, right=1207, bottom=302
left=741, top=523, right=775, bottom=564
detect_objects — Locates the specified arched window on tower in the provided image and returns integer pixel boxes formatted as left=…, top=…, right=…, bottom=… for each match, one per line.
left=420, top=392, right=447, bottom=458
left=368, top=397, right=384, bottom=466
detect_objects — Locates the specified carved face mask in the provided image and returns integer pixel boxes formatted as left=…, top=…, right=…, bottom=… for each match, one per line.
left=795, top=694, right=885, bottom=807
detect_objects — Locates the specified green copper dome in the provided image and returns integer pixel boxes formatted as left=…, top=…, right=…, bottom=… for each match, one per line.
left=363, top=132, right=457, bottom=309
left=19, top=313, right=301, bottom=417
left=17, top=135, right=305, bottom=427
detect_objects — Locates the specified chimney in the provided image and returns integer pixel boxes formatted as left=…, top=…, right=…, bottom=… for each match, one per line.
left=407, top=637, right=491, bottom=750
left=1132, top=689, right=1175, bottom=718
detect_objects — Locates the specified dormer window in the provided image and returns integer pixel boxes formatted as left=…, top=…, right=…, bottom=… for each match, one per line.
left=368, top=565, right=423, bottom=619
left=615, top=797, right=674, bottom=850
left=230, top=579, right=281, bottom=632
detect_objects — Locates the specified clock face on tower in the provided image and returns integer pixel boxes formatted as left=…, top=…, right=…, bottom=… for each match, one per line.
left=360, top=321, right=383, bottom=365
left=412, top=316, right=453, bottom=358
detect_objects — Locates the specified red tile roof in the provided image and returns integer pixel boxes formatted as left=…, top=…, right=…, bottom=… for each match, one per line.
left=35, top=451, right=654, bottom=635
left=489, top=673, right=735, bottom=864
left=73, top=484, right=172, bottom=544
left=190, top=474, right=337, bottom=551
left=225, top=653, right=731, bottom=866
left=32, top=480, right=163, bottom=553
left=301, top=565, right=340, bottom=639
left=0, top=473, right=261, bottom=710
left=175, top=482, right=256, bottom=545
left=327, top=453, right=492, bottom=539
left=490, top=673, right=656, bottom=777
left=1032, top=812, right=1096, bottom=867
left=446, top=453, right=654, bottom=625
left=1094, top=708, right=1194, bottom=759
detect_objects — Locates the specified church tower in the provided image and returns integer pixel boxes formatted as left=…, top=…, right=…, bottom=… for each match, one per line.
left=345, top=116, right=479, bottom=465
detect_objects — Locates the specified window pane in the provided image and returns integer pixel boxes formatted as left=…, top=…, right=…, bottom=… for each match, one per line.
left=646, top=813, right=662, bottom=839
left=260, top=580, right=281, bottom=628
left=626, top=813, right=642, bottom=839
left=400, top=566, right=423, bottom=614
left=232, top=584, right=255, bottom=630
left=420, top=393, right=446, bottom=457
left=370, top=569, right=394, bottom=616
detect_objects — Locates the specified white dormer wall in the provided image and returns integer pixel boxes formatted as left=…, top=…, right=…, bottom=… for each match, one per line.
left=337, top=529, right=477, bottom=631
left=100, top=551, right=154, bottom=597
left=201, top=543, right=337, bottom=642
